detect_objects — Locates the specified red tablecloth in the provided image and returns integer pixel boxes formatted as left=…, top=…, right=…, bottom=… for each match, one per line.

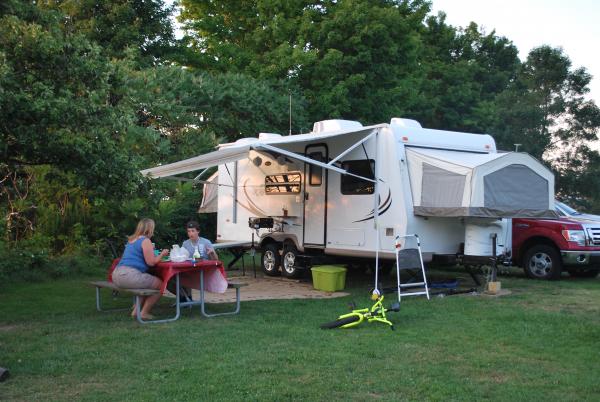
left=153, top=260, right=228, bottom=294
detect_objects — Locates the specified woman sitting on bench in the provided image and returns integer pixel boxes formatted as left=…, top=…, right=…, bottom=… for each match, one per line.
left=112, top=218, right=169, bottom=320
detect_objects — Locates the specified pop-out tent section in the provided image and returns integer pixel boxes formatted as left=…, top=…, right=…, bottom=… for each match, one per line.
left=405, top=148, right=556, bottom=218
left=198, top=172, right=218, bottom=213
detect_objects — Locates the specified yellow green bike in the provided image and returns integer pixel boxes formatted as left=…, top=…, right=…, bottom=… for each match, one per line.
left=320, top=290, right=401, bottom=330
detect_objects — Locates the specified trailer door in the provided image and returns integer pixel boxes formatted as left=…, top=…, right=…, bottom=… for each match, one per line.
left=303, top=145, right=328, bottom=246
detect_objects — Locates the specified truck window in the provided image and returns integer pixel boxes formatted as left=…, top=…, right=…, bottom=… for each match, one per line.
left=265, top=172, right=301, bottom=194
left=340, top=160, right=375, bottom=195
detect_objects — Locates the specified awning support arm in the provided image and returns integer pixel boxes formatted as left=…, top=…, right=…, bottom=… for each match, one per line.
left=193, top=168, right=211, bottom=183
left=327, top=130, right=377, bottom=166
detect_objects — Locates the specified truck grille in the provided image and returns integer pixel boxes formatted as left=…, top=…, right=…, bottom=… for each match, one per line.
left=586, top=226, right=600, bottom=245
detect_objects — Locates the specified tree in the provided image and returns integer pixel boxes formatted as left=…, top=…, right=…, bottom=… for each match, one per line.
left=0, top=2, right=310, bottom=245
left=0, top=7, right=149, bottom=193
left=0, top=3, right=168, bottom=241
left=179, top=0, right=431, bottom=124
left=414, top=15, right=520, bottom=132
left=491, top=46, right=600, bottom=206
left=48, top=0, right=178, bottom=66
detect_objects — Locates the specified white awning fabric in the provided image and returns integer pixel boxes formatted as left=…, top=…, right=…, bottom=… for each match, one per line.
left=140, top=125, right=384, bottom=180
left=141, top=145, right=252, bottom=179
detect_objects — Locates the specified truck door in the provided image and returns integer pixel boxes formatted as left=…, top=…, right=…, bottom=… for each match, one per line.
left=303, top=144, right=328, bottom=246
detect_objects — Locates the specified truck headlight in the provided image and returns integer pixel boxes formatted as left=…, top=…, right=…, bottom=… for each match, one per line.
left=561, top=230, right=587, bottom=246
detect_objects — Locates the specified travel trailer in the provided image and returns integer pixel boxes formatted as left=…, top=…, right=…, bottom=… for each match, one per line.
left=142, top=118, right=556, bottom=281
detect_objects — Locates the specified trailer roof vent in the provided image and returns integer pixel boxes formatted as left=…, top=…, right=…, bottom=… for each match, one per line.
left=312, top=119, right=363, bottom=133
left=390, top=118, right=422, bottom=129
left=258, top=132, right=282, bottom=140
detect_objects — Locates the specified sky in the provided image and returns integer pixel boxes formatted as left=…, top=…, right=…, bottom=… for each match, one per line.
left=430, top=0, right=600, bottom=103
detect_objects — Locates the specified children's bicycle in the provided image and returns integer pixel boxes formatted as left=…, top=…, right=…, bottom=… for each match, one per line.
left=320, top=290, right=401, bottom=330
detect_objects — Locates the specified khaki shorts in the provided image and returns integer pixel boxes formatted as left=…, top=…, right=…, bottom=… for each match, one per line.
left=112, top=266, right=161, bottom=289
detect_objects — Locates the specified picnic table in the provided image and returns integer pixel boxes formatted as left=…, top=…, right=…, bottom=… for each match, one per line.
left=94, top=259, right=246, bottom=324
left=153, top=259, right=228, bottom=295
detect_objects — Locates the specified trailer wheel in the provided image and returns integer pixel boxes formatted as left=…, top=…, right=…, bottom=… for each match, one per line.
left=262, top=243, right=281, bottom=276
left=523, top=244, right=562, bottom=280
left=282, top=244, right=302, bottom=278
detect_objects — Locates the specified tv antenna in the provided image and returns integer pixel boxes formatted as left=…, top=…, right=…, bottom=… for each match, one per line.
left=288, top=90, right=292, bottom=136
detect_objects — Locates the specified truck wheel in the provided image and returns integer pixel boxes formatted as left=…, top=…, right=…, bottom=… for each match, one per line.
left=262, top=243, right=281, bottom=276
left=567, top=267, right=600, bottom=278
left=523, top=245, right=562, bottom=280
left=282, top=244, right=302, bottom=278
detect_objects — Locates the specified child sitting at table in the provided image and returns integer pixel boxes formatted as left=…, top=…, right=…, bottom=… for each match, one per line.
left=181, top=221, right=218, bottom=260
left=167, top=221, right=218, bottom=303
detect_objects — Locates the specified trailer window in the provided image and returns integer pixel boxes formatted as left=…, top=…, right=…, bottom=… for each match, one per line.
left=265, top=172, right=302, bottom=194
left=340, top=160, right=375, bottom=195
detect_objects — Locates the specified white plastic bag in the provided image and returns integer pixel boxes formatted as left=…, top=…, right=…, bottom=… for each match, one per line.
left=170, top=244, right=189, bottom=262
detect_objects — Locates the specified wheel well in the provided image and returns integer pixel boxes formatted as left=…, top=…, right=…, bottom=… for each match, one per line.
left=282, top=238, right=298, bottom=250
left=518, top=237, right=560, bottom=267
left=260, top=237, right=280, bottom=250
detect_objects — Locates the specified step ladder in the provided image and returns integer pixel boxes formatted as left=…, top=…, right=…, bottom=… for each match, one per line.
left=394, top=234, right=430, bottom=302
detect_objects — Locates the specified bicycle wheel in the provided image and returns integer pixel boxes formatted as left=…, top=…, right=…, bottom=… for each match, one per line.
left=320, top=315, right=361, bottom=329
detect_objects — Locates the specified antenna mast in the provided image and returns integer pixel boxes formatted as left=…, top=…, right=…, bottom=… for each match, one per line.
left=289, top=90, right=292, bottom=136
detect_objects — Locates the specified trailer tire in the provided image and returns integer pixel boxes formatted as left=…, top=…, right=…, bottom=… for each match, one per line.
left=281, top=244, right=302, bottom=278
left=262, top=243, right=281, bottom=276
left=523, top=244, right=562, bottom=280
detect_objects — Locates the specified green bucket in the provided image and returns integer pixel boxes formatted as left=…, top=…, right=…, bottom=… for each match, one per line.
left=311, top=265, right=347, bottom=292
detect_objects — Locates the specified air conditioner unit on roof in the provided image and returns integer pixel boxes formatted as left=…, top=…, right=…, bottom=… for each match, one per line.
left=312, top=119, right=363, bottom=133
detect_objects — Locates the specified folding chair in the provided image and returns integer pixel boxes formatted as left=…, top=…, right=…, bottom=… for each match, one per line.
left=394, top=234, right=430, bottom=302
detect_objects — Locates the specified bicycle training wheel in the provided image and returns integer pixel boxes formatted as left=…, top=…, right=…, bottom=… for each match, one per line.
left=320, top=315, right=361, bottom=329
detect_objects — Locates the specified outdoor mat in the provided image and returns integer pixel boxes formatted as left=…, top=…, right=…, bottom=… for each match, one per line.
left=188, top=275, right=349, bottom=303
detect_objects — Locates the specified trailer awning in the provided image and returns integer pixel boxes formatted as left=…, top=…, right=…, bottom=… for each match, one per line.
left=141, top=145, right=252, bottom=179
left=141, top=125, right=385, bottom=182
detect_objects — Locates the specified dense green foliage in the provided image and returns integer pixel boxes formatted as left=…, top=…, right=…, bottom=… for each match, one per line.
left=0, top=0, right=307, bottom=280
left=0, top=0, right=599, bottom=281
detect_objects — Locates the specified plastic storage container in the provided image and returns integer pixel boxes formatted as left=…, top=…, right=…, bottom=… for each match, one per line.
left=311, top=266, right=347, bottom=292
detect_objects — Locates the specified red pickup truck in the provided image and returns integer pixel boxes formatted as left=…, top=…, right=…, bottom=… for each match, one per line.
left=511, top=215, right=600, bottom=280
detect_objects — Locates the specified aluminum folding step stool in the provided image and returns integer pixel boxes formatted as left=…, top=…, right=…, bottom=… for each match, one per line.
left=394, top=234, right=430, bottom=302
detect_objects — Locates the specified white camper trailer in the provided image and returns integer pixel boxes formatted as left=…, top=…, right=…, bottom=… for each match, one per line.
left=142, top=118, right=555, bottom=279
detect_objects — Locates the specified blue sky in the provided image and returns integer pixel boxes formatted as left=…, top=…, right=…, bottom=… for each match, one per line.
left=430, top=0, right=600, bottom=103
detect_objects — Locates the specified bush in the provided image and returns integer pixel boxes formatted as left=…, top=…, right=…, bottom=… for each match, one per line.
left=0, top=240, right=108, bottom=284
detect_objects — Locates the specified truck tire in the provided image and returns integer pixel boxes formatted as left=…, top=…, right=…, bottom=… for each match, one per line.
left=567, top=267, right=600, bottom=278
left=281, top=244, right=302, bottom=278
left=522, top=245, right=562, bottom=280
left=262, top=243, right=281, bottom=276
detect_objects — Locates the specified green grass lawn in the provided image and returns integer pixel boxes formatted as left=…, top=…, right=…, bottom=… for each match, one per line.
left=1, top=265, right=599, bottom=401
